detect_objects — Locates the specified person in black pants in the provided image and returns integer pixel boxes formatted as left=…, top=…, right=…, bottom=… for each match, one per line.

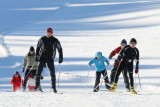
left=22, top=46, right=38, bottom=91
left=110, top=38, right=139, bottom=94
left=95, top=70, right=110, bottom=91
left=109, top=39, right=130, bottom=91
left=34, top=28, right=63, bottom=93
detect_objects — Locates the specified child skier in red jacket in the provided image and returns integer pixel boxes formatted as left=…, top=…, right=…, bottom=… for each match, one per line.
left=27, top=73, right=36, bottom=91
left=10, top=71, right=23, bottom=92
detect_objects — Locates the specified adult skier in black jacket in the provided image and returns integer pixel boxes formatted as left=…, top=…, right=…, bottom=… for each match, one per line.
left=34, top=28, right=63, bottom=93
left=110, top=38, right=139, bottom=94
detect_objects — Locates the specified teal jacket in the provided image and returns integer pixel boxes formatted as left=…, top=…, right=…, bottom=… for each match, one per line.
left=89, top=56, right=109, bottom=72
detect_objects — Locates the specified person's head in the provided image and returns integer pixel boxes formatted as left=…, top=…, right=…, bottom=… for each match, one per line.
left=120, top=39, right=127, bottom=48
left=46, top=28, right=53, bottom=37
left=29, top=46, right=35, bottom=55
left=95, top=52, right=102, bottom=60
left=130, top=38, right=137, bottom=48
left=14, top=71, right=20, bottom=78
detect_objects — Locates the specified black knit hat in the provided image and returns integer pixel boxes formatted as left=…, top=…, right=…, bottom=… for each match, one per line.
left=29, top=46, right=35, bottom=52
left=130, top=38, right=137, bottom=44
left=120, top=39, right=127, bottom=45
left=15, top=71, right=19, bottom=75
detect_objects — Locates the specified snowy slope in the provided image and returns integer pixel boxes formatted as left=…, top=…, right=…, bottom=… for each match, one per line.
left=0, top=0, right=160, bottom=107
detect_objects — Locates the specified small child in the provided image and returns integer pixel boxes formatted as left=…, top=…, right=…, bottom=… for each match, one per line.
left=27, top=73, right=36, bottom=91
left=10, top=71, right=23, bottom=92
left=89, top=52, right=110, bottom=92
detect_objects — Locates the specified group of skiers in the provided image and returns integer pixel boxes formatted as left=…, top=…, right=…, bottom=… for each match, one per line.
left=10, top=28, right=63, bottom=93
left=89, top=38, right=139, bottom=94
left=10, top=27, right=139, bottom=94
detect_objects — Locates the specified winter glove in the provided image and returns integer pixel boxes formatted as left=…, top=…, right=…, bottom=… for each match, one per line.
left=22, top=68, right=25, bottom=73
left=59, top=58, right=63, bottom=64
left=36, top=55, right=40, bottom=62
left=109, top=55, right=112, bottom=59
left=135, top=67, right=139, bottom=74
left=40, top=76, right=44, bottom=80
left=43, top=64, right=47, bottom=68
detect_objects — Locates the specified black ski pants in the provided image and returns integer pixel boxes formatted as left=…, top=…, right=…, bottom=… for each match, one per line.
left=110, top=67, right=130, bottom=89
left=23, top=69, right=36, bottom=87
left=35, top=58, right=56, bottom=89
left=94, top=70, right=110, bottom=90
left=114, top=59, right=134, bottom=87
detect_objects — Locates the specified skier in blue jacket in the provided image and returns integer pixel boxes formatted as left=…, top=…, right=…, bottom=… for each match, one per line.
left=89, top=52, right=111, bottom=92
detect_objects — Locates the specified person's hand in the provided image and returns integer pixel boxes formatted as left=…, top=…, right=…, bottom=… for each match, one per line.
left=135, top=67, right=139, bottom=74
left=43, top=64, right=47, bottom=68
left=88, top=64, right=91, bottom=68
left=59, top=58, right=63, bottom=64
left=36, top=55, right=40, bottom=62
left=109, top=55, right=112, bottom=59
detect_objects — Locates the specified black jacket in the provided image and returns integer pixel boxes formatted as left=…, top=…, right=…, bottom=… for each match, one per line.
left=118, top=45, right=139, bottom=68
left=36, top=36, right=63, bottom=62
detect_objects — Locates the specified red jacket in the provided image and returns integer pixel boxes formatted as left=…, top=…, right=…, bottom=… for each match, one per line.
left=10, top=76, right=23, bottom=92
left=110, top=46, right=122, bottom=58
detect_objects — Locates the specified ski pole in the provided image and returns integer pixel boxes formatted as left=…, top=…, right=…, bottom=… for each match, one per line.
left=94, top=64, right=110, bottom=91
left=138, top=73, right=142, bottom=91
left=85, top=67, right=90, bottom=90
left=99, top=60, right=111, bottom=89
left=23, top=62, right=36, bottom=82
left=58, top=64, right=61, bottom=87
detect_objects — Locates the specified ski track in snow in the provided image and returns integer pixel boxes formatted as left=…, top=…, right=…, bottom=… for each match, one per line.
left=1, top=0, right=160, bottom=107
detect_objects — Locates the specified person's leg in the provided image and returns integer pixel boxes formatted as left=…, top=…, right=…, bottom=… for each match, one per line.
left=102, top=70, right=110, bottom=89
left=110, top=67, right=117, bottom=85
left=122, top=68, right=130, bottom=91
left=23, top=69, right=30, bottom=87
left=114, top=60, right=126, bottom=84
left=31, top=70, right=37, bottom=77
left=94, top=72, right=101, bottom=92
left=47, top=59, right=56, bottom=91
left=128, top=61, right=137, bottom=94
left=110, top=60, right=127, bottom=91
left=34, top=60, right=45, bottom=90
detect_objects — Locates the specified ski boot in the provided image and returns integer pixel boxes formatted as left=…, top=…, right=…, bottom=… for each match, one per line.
left=131, top=86, right=137, bottom=94
left=53, top=89, right=57, bottom=93
left=33, top=87, right=43, bottom=92
left=109, top=83, right=117, bottom=92
left=22, top=86, right=26, bottom=92
left=126, top=87, right=130, bottom=92
left=105, top=83, right=111, bottom=89
left=93, top=88, right=98, bottom=92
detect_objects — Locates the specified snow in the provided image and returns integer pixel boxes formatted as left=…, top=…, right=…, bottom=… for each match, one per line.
left=0, top=0, right=160, bottom=107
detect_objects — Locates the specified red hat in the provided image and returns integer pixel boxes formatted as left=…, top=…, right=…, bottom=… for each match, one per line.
left=46, top=28, right=53, bottom=34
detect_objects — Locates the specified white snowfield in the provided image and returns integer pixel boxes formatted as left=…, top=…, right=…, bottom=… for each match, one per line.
left=0, top=0, right=160, bottom=107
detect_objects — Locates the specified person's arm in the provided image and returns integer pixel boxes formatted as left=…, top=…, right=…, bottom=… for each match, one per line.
left=135, top=48, right=139, bottom=69
left=88, top=58, right=95, bottom=66
left=22, top=55, right=27, bottom=72
left=36, top=38, right=42, bottom=62
left=36, top=38, right=42, bottom=56
left=109, top=46, right=121, bottom=59
left=117, top=45, right=128, bottom=60
left=10, top=78, right=13, bottom=84
left=56, top=39, right=63, bottom=63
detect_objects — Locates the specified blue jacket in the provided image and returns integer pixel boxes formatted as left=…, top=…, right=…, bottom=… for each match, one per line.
left=89, top=56, right=109, bottom=72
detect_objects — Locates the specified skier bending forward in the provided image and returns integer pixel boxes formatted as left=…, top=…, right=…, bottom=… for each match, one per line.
left=89, top=52, right=110, bottom=92
left=110, top=38, right=139, bottom=94
left=109, top=39, right=130, bottom=91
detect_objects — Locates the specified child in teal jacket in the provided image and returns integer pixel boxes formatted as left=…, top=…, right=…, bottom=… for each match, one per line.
left=89, top=52, right=111, bottom=92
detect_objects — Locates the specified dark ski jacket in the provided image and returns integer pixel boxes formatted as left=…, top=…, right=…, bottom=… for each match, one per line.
left=118, top=45, right=139, bottom=68
left=36, top=36, right=63, bottom=62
